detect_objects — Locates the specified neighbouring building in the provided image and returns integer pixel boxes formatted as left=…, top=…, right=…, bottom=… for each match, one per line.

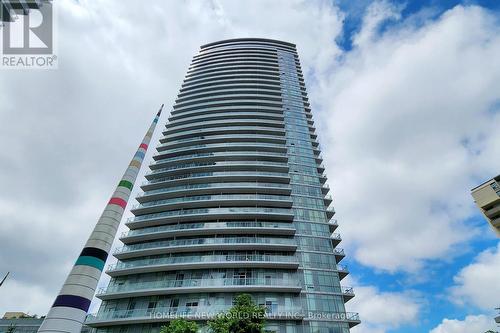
left=85, top=38, right=360, bottom=333
left=0, top=318, right=44, bottom=333
left=2, top=314, right=31, bottom=320
left=0, top=313, right=92, bottom=333
left=471, top=175, right=500, bottom=236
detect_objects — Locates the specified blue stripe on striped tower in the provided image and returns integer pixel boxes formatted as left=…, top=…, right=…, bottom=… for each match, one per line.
left=52, top=294, right=91, bottom=311
left=75, top=256, right=105, bottom=271
left=134, top=151, right=145, bottom=160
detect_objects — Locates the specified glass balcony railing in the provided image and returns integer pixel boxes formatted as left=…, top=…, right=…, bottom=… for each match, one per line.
left=157, top=142, right=285, bottom=155
left=97, top=277, right=301, bottom=296
left=151, top=151, right=287, bottom=165
left=330, top=233, right=341, bottom=240
left=169, top=106, right=283, bottom=122
left=329, top=219, right=338, bottom=226
left=142, top=171, right=289, bottom=186
left=86, top=308, right=360, bottom=325
left=167, top=113, right=283, bottom=128
left=137, top=182, right=292, bottom=199
left=335, top=264, right=348, bottom=272
left=127, top=207, right=294, bottom=224
left=86, top=305, right=306, bottom=323
left=158, top=134, right=285, bottom=147
left=149, top=160, right=287, bottom=175
left=131, top=194, right=291, bottom=210
left=115, top=236, right=296, bottom=255
left=107, top=254, right=298, bottom=272
left=334, top=248, right=345, bottom=256
left=172, top=100, right=284, bottom=114
left=121, top=221, right=295, bottom=239
left=162, top=126, right=286, bottom=141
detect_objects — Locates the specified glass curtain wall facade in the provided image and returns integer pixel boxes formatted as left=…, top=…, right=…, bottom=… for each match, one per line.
left=86, top=38, right=359, bottom=333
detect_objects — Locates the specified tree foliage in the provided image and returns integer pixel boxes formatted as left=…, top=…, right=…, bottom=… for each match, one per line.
left=208, top=294, right=266, bottom=333
left=160, top=318, right=199, bottom=333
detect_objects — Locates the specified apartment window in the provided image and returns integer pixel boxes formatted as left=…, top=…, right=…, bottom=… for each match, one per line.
left=491, top=182, right=500, bottom=195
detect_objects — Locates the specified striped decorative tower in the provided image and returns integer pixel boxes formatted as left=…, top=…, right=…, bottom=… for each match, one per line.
left=38, top=105, right=163, bottom=333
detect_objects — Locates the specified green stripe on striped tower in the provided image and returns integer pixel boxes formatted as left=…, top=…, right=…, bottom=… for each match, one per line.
left=118, top=180, right=133, bottom=190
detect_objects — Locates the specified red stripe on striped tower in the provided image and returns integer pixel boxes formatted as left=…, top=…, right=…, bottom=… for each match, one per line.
left=139, top=143, right=148, bottom=150
left=108, top=197, right=127, bottom=209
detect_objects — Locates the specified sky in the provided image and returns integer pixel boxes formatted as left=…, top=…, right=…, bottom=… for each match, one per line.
left=0, top=0, right=499, bottom=332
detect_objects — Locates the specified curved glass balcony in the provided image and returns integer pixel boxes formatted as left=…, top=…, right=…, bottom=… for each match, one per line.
left=132, top=194, right=291, bottom=211
left=156, top=142, right=286, bottom=156
left=85, top=304, right=305, bottom=326
left=151, top=151, right=287, bottom=167
left=167, top=114, right=284, bottom=131
left=189, top=57, right=279, bottom=69
left=187, top=65, right=280, bottom=77
left=168, top=104, right=283, bottom=122
left=176, top=87, right=281, bottom=105
left=121, top=221, right=295, bottom=241
left=114, top=236, right=297, bottom=257
left=164, top=118, right=285, bottom=135
left=96, top=277, right=301, bottom=299
left=182, top=69, right=280, bottom=86
left=172, top=98, right=283, bottom=115
left=334, top=264, right=349, bottom=280
left=180, top=73, right=280, bottom=88
left=184, top=66, right=280, bottom=81
left=192, top=48, right=278, bottom=60
left=171, top=96, right=283, bottom=115
left=136, top=182, right=292, bottom=201
left=175, top=91, right=282, bottom=110
left=191, top=50, right=278, bottom=62
left=189, top=54, right=279, bottom=66
left=158, top=134, right=285, bottom=150
left=186, top=60, right=280, bottom=73
left=188, top=58, right=279, bottom=70
left=107, top=253, right=299, bottom=276
left=161, top=127, right=286, bottom=142
left=330, top=233, right=342, bottom=247
left=334, top=248, right=346, bottom=263
left=127, top=207, right=294, bottom=227
left=148, top=161, right=288, bottom=176
left=183, top=71, right=281, bottom=86
left=142, top=171, right=290, bottom=186
left=189, top=55, right=279, bottom=69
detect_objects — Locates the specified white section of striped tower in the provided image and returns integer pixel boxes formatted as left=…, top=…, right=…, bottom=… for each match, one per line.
left=38, top=105, right=164, bottom=333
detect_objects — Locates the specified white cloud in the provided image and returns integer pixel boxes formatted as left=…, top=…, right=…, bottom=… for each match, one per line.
left=352, top=0, right=402, bottom=47
left=313, top=4, right=500, bottom=272
left=346, top=277, right=421, bottom=333
left=0, top=280, right=53, bottom=316
left=450, top=243, right=500, bottom=310
left=429, top=314, right=497, bottom=333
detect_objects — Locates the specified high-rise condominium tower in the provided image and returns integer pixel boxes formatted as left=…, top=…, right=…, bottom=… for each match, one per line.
left=86, top=38, right=360, bottom=333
